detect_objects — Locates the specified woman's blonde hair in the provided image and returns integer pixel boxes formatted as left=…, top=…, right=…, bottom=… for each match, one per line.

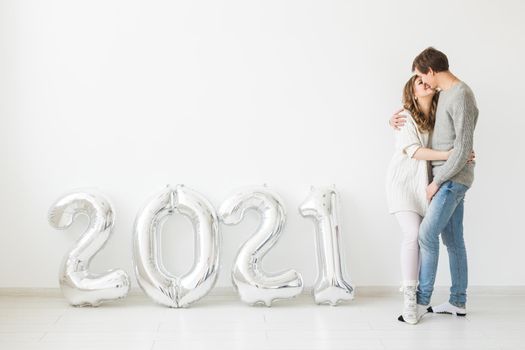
left=402, top=75, right=439, bottom=133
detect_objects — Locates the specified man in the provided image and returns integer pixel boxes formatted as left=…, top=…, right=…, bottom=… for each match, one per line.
left=390, top=47, right=478, bottom=321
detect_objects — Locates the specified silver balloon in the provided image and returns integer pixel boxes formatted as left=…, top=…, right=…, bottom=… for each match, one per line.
left=299, top=186, right=354, bottom=305
left=133, top=185, right=221, bottom=308
left=48, top=190, right=131, bottom=307
left=219, top=185, right=303, bottom=306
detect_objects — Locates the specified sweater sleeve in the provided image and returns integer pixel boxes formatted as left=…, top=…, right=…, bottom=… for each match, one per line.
left=395, top=116, right=422, bottom=159
left=432, top=91, right=478, bottom=186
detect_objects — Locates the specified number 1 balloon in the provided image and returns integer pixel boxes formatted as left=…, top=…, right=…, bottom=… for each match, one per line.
left=299, top=186, right=354, bottom=305
left=48, top=190, right=131, bottom=306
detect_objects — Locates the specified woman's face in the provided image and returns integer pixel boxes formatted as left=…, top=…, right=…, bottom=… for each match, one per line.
left=413, top=77, right=435, bottom=98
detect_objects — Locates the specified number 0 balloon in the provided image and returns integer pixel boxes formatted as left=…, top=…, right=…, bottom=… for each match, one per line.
left=133, top=185, right=221, bottom=308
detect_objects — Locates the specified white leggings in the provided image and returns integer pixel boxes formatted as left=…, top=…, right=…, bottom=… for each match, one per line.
left=394, top=211, right=422, bottom=283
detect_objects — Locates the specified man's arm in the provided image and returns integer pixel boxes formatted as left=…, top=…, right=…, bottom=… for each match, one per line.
left=389, top=108, right=407, bottom=130
left=432, top=93, right=478, bottom=187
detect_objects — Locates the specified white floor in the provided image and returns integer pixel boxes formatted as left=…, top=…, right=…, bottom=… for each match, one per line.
left=0, top=290, right=524, bottom=350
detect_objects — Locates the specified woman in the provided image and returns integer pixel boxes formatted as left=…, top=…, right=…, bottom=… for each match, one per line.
left=386, top=75, right=457, bottom=325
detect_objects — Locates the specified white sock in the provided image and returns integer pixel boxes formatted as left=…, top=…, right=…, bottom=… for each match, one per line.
left=429, top=301, right=467, bottom=316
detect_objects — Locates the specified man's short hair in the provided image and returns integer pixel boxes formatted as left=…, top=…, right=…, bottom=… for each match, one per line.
left=412, top=47, right=449, bottom=74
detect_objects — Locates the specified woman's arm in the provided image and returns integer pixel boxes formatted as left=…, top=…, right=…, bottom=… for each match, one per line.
left=412, top=148, right=475, bottom=162
left=412, top=148, right=451, bottom=161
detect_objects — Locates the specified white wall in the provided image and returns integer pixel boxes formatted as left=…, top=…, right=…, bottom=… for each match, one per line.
left=1, top=0, right=524, bottom=289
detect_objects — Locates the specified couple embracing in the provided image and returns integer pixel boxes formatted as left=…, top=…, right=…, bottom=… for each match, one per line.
left=386, top=47, right=478, bottom=325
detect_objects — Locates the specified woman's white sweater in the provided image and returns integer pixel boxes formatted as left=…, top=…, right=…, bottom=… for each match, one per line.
left=386, top=111, right=431, bottom=217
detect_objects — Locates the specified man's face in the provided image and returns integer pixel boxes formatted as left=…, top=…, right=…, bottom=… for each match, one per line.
left=415, top=67, right=437, bottom=89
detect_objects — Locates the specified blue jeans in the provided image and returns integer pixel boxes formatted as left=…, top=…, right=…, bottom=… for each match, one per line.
left=417, top=181, right=469, bottom=308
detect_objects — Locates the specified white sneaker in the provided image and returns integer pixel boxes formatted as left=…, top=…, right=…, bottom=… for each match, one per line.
left=398, top=304, right=429, bottom=324
left=428, top=301, right=467, bottom=316
left=397, top=284, right=427, bottom=325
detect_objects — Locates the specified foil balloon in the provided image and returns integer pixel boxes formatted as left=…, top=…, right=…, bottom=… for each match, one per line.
left=219, top=185, right=303, bottom=306
left=48, top=190, right=131, bottom=307
left=299, top=186, right=354, bottom=305
left=133, top=185, right=220, bottom=308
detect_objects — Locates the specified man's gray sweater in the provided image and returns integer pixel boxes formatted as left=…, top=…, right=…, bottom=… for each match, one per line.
left=431, top=81, right=478, bottom=187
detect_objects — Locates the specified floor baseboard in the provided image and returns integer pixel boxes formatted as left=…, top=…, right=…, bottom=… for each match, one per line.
left=1, top=286, right=524, bottom=297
